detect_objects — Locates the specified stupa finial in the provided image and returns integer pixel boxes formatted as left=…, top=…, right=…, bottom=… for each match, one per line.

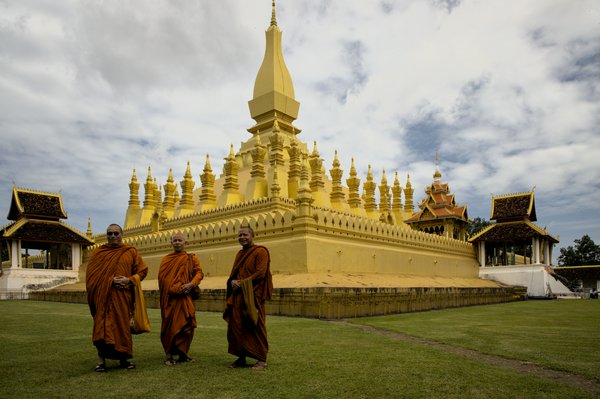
left=271, top=0, right=277, bottom=27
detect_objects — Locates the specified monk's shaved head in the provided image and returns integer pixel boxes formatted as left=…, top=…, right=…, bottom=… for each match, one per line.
left=172, top=232, right=185, bottom=241
left=171, top=232, right=186, bottom=252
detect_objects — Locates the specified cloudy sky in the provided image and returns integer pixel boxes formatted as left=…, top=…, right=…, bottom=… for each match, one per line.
left=1, top=0, right=599, bottom=261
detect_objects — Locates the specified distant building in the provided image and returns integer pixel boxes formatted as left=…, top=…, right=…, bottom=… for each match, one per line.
left=405, top=159, right=469, bottom=240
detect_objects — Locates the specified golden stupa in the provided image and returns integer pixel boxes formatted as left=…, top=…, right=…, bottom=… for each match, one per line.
left=101, top=1, right=481, bottom=285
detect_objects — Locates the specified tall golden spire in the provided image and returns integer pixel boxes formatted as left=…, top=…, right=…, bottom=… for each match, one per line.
left=404, top=174, right=414, bottom=215
left=363, top=165, right=378, bottom=218
left=248, top=0, right=300, bottom=137
left=346, top=158, right=362, bottom=212
left=179, top=161, right=195, bottom=212
left=198, top=154, right=217, bottom=212
left=128, top=168, right=140, bottom=207
left=143, top=166, right=155, bottom=208
left=392, top=171, right=404, bottom=225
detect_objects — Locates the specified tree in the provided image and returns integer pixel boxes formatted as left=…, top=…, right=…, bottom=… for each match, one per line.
left=557, top=235, right=600, bottom=266
left=467, top=217, right=492, bottom=238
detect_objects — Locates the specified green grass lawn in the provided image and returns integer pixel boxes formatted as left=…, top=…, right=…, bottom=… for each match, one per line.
left=352, top=300, right=600, bottom=381
left=0, top=300, right=598, bottom=399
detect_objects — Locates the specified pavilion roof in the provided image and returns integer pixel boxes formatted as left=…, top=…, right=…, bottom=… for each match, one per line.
left=0, top=218, right=93, bottom=245
left=468, top=220, right=558, bottom=243
left=490, top=192, right=536, bottom=222
left=7, top=187, right=68, bottom=221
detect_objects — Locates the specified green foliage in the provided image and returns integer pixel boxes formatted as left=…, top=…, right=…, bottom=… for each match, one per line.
left=558, top=234, right=600, bottom=266
left=467, top=216, right=492, bottom=237
left=0, top=301, right=599, bottom=398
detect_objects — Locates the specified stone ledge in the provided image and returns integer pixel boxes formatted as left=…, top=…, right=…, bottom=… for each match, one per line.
left=29, top=285, right=525, bottom=319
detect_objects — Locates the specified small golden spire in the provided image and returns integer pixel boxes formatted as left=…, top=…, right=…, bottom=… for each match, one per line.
left=271, top=0, right=277, bottom=27
left=184, top=161, right=192, bottom=178
left=333, top=150, right=340, bottom=167
left=312, top=141, right=319, bottom=156
left=146, top=166, right=153, bottom=183
left=204, top=154, right=212, bottom=171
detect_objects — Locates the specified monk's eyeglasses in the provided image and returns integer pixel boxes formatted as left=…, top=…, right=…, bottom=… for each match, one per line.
left=106, top=232, right=120, bottom=236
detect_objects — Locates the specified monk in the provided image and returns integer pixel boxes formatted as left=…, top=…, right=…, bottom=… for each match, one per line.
left=86, top=223, right=148, bottom=372
left=158, top=232, right=204, bottom=365
left=224, top=226, right=273, bottom=369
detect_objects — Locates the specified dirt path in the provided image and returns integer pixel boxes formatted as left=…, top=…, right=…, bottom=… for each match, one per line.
left=339, top=321, right=600, bottom=396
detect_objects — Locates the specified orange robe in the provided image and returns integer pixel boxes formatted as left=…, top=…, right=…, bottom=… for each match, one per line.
left=225, top=245, right=273, bottom=362
left=158, top=251, right=203, bottom=356
left=86, top=244, right=148, bottom=359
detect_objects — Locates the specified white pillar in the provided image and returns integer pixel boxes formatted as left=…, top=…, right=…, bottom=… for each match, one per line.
left=543, top=239, right=550, bottom=266
left=11, top=240, right=22, bottom=268
left=479, top=241, right=486, bottom=267
left=71, top=244, right=81, bottom=272
left=532, top=237, right=540, bottom=264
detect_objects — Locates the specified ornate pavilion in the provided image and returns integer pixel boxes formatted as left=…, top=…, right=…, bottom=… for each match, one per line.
left=469, top=191, right=558, bottom=266
left=0, top=186, right=93, bottom=298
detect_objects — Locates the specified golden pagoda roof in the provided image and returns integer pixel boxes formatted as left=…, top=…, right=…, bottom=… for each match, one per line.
left=405, top=203, right=468, bottom=223
left=406, top=168, right=468, bottom=224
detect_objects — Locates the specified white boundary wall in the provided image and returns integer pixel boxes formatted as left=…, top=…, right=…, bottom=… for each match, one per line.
left=479, top=265, right=572, bottom=298
left=0, top=268, right=79, bottom=299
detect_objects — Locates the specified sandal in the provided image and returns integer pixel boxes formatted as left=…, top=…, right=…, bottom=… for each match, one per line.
left=164, top=358, right=176, bottom=366
left=94, top=363, right=106, bottom=372
left=252, top=361, right=267, bottom=370
left=120, top=360, right=136, bottom=369
left=178, top=355, right=193, bottom=363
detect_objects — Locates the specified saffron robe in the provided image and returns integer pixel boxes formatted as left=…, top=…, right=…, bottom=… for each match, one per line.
left=158, top=251, right=203, bottom=355
left=86, top=244, right=148, bottom=359
left=225, top=245, right=273, bottom=362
